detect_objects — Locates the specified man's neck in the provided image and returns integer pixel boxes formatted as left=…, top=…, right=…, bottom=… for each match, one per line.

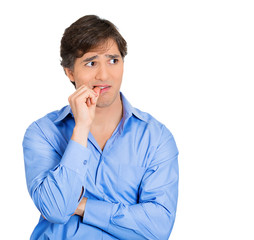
left=91, top=93, right=123, bottom=132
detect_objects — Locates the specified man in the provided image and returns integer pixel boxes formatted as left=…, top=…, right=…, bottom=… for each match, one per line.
left=23, top=15, right=179, bottom=240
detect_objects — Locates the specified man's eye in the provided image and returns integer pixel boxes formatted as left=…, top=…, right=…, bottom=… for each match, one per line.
left=86, top=61, right=95, bottom=67
left=109, top=59, right=118, bottom=64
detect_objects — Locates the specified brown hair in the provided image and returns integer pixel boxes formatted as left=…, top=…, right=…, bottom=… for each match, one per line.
left=60, top=15, right=127, bottom=86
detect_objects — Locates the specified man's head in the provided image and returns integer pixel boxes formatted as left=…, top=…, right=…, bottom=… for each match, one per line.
left=60, top=15, right=127, bottom=87
left=60, top=15, right=127, bottom=108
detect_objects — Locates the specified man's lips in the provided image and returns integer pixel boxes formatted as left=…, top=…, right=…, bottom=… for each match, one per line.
left=93, top=85, right=111, bottom=90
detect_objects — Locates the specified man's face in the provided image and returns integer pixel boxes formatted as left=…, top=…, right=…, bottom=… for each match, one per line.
left=66, top=39, right=124, bottom=108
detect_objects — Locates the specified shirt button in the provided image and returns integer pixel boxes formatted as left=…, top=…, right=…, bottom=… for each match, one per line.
left=83, top=160, right=88, bottom=165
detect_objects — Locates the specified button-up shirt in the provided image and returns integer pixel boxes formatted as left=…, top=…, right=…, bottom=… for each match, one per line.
left=23, top=92, right=179, bottom=240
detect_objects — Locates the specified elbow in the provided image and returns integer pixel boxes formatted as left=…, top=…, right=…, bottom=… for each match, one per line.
left=32, top=189, right=71, bottom=224
left=38, top=197, right=71, bottom=224
left=38, top=199, right=70, bottom=224
left=158, top=211, right=176, bottom=240
left=150, top=206, right=176, bottom=240
left=41, top=210, right=70, bottom=224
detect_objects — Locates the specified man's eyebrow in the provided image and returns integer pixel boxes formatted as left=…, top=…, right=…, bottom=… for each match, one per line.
left=105, top=54, right=121, bottom=59
left=82, top=55, right=98, bottom=62
left=82, top=54, right=120, bottom=63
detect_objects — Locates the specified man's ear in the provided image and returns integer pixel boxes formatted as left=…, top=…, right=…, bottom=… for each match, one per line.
left=64, top=68, right=75, bottom=83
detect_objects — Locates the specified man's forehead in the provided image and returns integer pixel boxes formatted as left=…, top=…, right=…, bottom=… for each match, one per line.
left=84, top=39, right=120, bottom=56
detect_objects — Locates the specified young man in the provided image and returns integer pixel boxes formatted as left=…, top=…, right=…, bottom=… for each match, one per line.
left=23, top=15, right=179, bottom=240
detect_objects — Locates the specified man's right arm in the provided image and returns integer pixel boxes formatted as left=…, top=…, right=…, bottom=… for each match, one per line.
left=23, top=122, right=92, bottom=224
left=69, top=85, right=100, bottom=147
left=23, top=85, right=100, bottom=224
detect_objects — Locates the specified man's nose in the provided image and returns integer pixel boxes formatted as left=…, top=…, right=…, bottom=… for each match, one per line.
left=95, top=64, right=109, bottom=81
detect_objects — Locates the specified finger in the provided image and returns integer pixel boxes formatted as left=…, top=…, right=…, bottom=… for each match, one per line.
left=91, top=97, right=95, bottom=105
left=69, top=85, right=96, bottom=102
left=74, top=86, right=95, bottom=99
left=91, top=87, right=100, bottom=105
left=73, top=92, right=97, bottom=110
left=72, top=88, right=98, bottom=105
left=68, top=85, right=88, bottom=101
left=76, top=84, right=89, bottom=92
left=91, top=96, right=97, bottom=105
left=86, top=97, right=91, bottom=107
left=93, top=87, right=101, bottom=96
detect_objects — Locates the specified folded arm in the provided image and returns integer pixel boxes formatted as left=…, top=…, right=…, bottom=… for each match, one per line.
left=23, top=122, right=91, bottom=224
left=81, top=125, right=179, bottom=240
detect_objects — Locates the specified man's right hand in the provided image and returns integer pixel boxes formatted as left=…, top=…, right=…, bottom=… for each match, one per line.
left=68, top=85, right=100, bottom=147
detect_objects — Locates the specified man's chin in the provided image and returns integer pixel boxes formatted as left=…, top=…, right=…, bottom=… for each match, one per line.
left=96, top=91, right=120, bottom=108
left=96, top=101, right=112, bottom=108
left=96, top=97, right=118, bottom=108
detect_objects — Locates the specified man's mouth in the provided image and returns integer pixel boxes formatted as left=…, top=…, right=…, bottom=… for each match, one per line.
left=93, top=85, right=111, bottom=90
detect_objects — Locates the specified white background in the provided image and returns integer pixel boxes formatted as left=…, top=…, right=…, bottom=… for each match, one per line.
left=0, top=0, right=253, bottom=239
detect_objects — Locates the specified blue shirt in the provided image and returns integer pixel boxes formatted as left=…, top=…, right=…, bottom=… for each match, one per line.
left=23, top=92, right=179, bottom=240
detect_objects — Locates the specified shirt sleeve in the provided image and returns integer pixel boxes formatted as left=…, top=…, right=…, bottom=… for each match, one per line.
left=82, top=125, right=179, bottom=240
left=23, top=121, right=91, bottom=224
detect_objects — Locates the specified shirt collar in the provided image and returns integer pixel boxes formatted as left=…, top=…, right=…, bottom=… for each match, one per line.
left=54, top=105, right=73, bottom=123
left=54, top=91, right=146, bottom=123
left=120, top=92, right=146, bottom=122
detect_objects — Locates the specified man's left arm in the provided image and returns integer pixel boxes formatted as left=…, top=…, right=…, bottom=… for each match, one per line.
left=78, top=125, right=179, bottom=240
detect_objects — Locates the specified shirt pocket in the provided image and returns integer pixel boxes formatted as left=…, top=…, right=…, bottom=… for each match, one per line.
left=116, top=164, right=146, bottom=204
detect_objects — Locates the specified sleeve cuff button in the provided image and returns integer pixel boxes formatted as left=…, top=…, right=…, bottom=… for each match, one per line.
left=83, top=160, right=88, bottom=165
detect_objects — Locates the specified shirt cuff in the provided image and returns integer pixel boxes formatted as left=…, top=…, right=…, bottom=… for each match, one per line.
left=83, top=199, right=113, bottom=231
left=60, top=139, right=91, bottom=175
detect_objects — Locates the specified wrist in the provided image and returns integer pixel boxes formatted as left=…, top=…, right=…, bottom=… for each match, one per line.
left=75, top=197, right=87, bottom=217
left=71, top=126, right=90, bottom=147
left=74, top=124, right=90, bottom=134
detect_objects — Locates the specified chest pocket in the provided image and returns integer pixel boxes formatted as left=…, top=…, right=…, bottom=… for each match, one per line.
left=116, top=164, right=146, bottom=204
